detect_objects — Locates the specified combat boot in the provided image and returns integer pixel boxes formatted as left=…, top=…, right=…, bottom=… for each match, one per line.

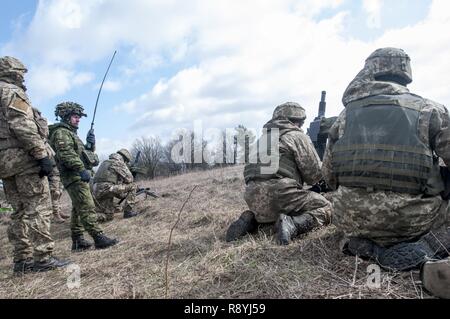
left=93, top=233, right=118, bottom=249
left=33, top=257, right=72, bottom=272
left=345, top=237, right=385, bottom=260
left=71, top=234, right=93, bottom=252
left=276, top=213, right=316, bottom=245
left=13, top=258, right=34, bottom=275
left=421, top=258, right=450, bottom=299
left=225, top=210, right=258, bottom=242
left=123, top=210, right=139, bottom=219
left=378, top=227, right=450, bottom=271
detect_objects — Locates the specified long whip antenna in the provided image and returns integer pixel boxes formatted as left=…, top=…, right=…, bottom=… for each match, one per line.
left=91, top=50, right=117, bottom=129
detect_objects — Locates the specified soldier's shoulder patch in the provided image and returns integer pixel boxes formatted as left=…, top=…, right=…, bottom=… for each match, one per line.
left=9, top=95, right=31, bottom=114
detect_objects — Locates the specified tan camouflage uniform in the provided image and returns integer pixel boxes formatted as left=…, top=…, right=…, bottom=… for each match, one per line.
left=323, top=49, right=450, bottom=247
left=245, top=119, right=332, bottom=225
left=0, top=62, right=55, bottom=263
left=32, top=107, right=65, bottom=220
left=93, top=153, right=137, bottom=222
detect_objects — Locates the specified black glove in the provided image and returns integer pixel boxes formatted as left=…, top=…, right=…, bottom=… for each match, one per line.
left=79, top=170, right=91, bottom=183
left=37, top=157, right=54, bottom=178
left=86, top=129, right=95, bottom=148
left=308, top=180, right=328, bottom=193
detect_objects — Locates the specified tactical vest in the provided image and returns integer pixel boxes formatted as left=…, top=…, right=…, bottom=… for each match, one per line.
left=244, top=129, right=301, bottom=184
left=332, top=93, right=442, bottom=195
left=93, top=160, right=118, bottom=184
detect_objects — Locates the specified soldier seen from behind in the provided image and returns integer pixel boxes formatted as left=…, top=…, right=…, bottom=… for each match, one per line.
left=323, top=47, right=450, bottom=298
left=226, top=102, right=332, bottom=245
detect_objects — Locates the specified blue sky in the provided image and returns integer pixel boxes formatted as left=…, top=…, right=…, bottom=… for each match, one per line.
left=2, top=0, right=449, bottom=157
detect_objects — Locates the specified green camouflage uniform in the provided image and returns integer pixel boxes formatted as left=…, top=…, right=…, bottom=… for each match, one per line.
left=49, top=122, right=102, bottom=237
left=323, top=48, right=450, bottom=247
left=0, top=59, right=55, bottom=263
left=244, top=119, right=332, bottom=225
left=93, top=153, right=137, bottom=221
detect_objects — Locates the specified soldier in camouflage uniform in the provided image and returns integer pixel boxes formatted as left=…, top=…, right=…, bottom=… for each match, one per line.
left=322, top=48, right=450, bottom=295
left=226, top=102, right=332, bottom=245
left=32, top=107, right=69, bottom=223
left=93, top=148, right=139, bottom=222
left=0, top=56, right=70, bottom=274
left=49, top=102, right=118, bottom=251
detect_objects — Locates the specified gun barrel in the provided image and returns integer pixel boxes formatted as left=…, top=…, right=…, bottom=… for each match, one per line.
left=318, top=91, right=326, bottom=117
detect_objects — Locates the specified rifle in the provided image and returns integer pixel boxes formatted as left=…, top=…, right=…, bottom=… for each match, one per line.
left=136, top=187, right=159, bottom=198
left=86, top=51, right=117, bottom=151
left=117, top=186, right=159, bottom=205
left=307, top=91, right=337, bottom=160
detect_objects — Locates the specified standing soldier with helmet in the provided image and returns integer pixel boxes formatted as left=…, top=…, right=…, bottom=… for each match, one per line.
left=0, top=56, right=71, bottom=274
left=49, top=101, right=118, bottom=252
left=93, top=148, right=139, bottom=222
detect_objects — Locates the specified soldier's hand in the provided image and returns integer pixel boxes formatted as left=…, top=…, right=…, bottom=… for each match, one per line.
left=86, top=129, right=96, bottom=147
left=79, top=170, right=91, bottom=183
left=37, top=156, right=55, bottom=178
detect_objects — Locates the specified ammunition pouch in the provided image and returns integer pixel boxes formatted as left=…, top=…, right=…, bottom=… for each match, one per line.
left=81, top=150, right=99, bottom=170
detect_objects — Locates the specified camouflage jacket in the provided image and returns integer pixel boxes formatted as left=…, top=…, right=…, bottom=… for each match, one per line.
left=0, top=81, right=51, bottom=178
left=93, top=153, right=134, bottom=186
left=275, top=120, right=323, bottom=185
left=248, top=119, right=323, bottom=185
left=49, top=122, right=98, bottom=187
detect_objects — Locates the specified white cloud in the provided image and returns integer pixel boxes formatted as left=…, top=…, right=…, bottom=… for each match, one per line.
left=26, top=66, right=94, bottom=102
left=4, top=0, right=450, bottom=148
left=100, top=80, right=122, bottom=92
left=363, top=0, right=383, bottom=29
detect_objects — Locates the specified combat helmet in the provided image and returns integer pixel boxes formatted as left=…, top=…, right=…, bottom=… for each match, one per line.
left=55, top=102, right=87, bottom=121
left=117, top=149, right=132, bottom=163
left=0, top=56, right=27, bottom=78
left=272, top=102, right=306, bottom=122
left=365, top=47, right=412, bottom=85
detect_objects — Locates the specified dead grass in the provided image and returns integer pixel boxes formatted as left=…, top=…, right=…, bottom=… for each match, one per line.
left=0, top=166, right=433, bottom=299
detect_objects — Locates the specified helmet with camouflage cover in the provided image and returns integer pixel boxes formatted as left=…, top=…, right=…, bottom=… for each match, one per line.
left=272, top=102, right=306, bottom=122
left=0, top=56, right=27, bottom=78
left=117, top=149, right=132, bottom=163
left=365, top=47, right=412, bottom=85
left=55, top=102, right=87, bottom=121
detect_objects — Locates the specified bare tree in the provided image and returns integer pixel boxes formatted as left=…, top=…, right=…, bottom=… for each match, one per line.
left=131, top=136, right=164, bottom=179
left=235, top=125, right=256, bottom=164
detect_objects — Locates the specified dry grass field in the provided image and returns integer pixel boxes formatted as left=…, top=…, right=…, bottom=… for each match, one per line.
left=0, top=166, right=433, bottom=299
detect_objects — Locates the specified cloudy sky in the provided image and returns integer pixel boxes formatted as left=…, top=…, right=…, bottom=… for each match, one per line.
left=1, top=0, right=449, bottom=157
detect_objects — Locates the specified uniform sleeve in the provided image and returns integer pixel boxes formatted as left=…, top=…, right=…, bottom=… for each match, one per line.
left=283, top=131, right=322, bottom=185
left=430, top=106, right=450, bottom=166
left=7, top=90, right=47, bottom=159
left=322, top=111, right=346, bottom=190
left=52, top=129, right=85, bottom=172
left=109, top=158, right=134, bottom=184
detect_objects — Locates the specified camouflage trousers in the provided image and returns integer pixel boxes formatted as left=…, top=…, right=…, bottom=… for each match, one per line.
left=93, top=182, right=136, bottom=222
left=3, top=168, right=54, bottom=263
left=66, top=180, right=103, bottom=237
left=244, top=178, right=332, bottom=225
left=331, top=186, right=450, bottom=247
left=48, top=167, right=62, bottom=216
